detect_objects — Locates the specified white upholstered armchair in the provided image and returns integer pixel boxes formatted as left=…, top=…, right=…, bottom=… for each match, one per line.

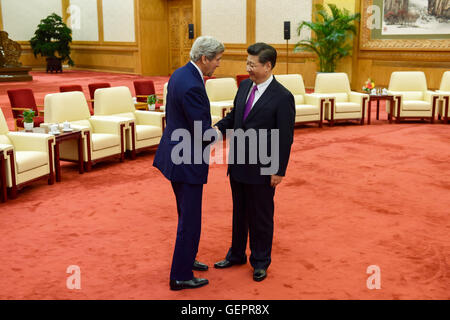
left=44, top=91, right=128, bottom=171
left=94, top=86, right=165, bottom=157
left=205, top=78, right=237, bottom=119
left=276, top=74, right=326, bottom=127
left=314, top=72, right=369, bottom=126
left=0, top=109, right=55, bottom=198
left=436, top=71, right=450, bottom=124
left=387, top=71, right=439, bottom=123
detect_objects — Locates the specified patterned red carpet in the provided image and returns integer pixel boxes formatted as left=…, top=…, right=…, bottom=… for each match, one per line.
left=0, top=71, right=448, bottom=299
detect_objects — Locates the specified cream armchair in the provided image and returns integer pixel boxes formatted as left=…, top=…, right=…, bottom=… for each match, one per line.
left=387, top=71, right=439, bottom=123
left=314, top=72, right=368, bottom=126
left=0, top=143, right=13, bottom=202
left=44, top=91, right=128, bottom=171
left=276, top=74, right=326, bottom=127
left=94, top=86, right=165, bottom=157
left=436, top=71, right=450, bottom=124
left=159, top=82, right=168, bottom=112
left=0, top=109, right=55, bottom=198
left=205, top=78, right=237, bottom=119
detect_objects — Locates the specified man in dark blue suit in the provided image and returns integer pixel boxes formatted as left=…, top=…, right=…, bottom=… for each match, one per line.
left=153, top=36, right=224, bottom=290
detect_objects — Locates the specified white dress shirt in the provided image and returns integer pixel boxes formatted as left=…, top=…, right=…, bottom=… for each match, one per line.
left=190, top=61, right=203, bottom=81
left=246, top=75, right=274, bottom=110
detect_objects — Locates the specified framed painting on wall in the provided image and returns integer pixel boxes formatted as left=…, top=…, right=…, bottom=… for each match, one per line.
left=360, top=0, right=450, bottom=50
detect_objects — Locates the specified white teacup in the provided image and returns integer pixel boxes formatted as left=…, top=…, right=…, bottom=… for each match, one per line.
left=50, top=124, right=59, bottom=133
left=382, top=88, right=388, bottom=95
left=63, top=121, right=71, bottom=130
left=371, top=88, right=377, bottom=95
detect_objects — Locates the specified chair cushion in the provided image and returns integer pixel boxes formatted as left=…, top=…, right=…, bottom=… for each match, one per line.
left=402, top=100, right=431, bottom=111
left=136, top=125, right=161, bottom=141
left=91, top=133, right=120, bottom=151
left=113, top=112, right=136, bottom=120
left=210, top=101, right=234, bottom=108
left=403, top=91, right=424, bottom=101
left=389, top=72, right=427, bottom=92
left=205, top=78, right=238, bottom=102
left=0, top=135, right=12, bottom=145
left=70, top=119, right=92, bottom=130
left=296, top=104, right=319, bottom=116
left=332, top=93, right=349, bottom=103
left=336, top=102, right=362, bottom=113
left=15, top=151, right=48, bottom=173
left=293, top=95, right=304, bottom=105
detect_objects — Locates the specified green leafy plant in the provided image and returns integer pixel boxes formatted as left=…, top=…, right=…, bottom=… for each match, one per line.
left=294, top=4, right=360, bottom=73
left=22, top=110, right=35, bottom=124
left=29, top=13, right=74, bottom=66
left=147, top=94, right=157, bottom=105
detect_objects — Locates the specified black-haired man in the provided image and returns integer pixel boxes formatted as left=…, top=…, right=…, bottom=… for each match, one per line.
left=213, top=43, right=295, bottom=281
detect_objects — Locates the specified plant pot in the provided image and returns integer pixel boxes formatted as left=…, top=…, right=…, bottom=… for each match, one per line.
left=148, top=104, right=156, bottom=111
left=46, top=57, right=62, bottom=73
left=24, top=122, right=34, bottom=131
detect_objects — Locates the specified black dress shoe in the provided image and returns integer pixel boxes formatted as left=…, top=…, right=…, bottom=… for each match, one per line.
left=214, top=259, right=246, bottom=269
left=170, top=277, right=209, bottom=291
left=253, top=269, right=267, bottom=282
left=192, top=260, right=208, bottom=271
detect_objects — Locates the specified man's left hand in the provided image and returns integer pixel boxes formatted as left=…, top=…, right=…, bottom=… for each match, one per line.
left=270, top=175, right=283, bottom=188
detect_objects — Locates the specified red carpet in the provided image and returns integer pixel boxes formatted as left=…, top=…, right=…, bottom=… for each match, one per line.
left=0, top=72, right=448, bottom=299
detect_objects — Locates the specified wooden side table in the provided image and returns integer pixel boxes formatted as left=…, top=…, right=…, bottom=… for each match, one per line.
left=367, top=95, right=395, bottom=124
left=22, top=128, right=84, bottom=182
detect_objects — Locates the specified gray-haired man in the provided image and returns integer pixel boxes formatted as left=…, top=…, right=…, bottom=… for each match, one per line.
left=153, top=36, right=224, bottom=290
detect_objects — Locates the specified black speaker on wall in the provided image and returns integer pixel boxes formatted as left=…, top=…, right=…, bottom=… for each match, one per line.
left=284, top=21, right=291, bottom=40
left=188, top=24, right=194, bottom=39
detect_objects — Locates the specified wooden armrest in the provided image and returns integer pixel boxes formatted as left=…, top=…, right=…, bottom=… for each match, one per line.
left=11, top=107, right=30, bottom=112
left=135, top=104, right=148, bottom=111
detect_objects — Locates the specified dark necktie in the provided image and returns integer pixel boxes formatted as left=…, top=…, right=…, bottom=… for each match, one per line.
left=243, top=85, right=258, bottom=121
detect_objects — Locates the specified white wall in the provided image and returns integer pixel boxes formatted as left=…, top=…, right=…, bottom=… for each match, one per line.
left=255, top=0, right=312, bottom=44
left=201, top=0, right=246, bottom=44
left=1, top=0, right=63, bottom=41
left=102, top=0, right=135, bottom=42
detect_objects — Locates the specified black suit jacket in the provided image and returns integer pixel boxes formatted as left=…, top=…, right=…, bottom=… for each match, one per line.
left=215, top=77, right=295, bottom=184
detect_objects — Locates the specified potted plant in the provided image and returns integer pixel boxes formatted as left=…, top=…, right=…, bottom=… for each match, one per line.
left=29, top=13, right=74, bottom=73
left=22, top=109, right=35, bottom=131
left=147, top=94, right=157, bottom=110
left=294, top=4, right=360, bottom=73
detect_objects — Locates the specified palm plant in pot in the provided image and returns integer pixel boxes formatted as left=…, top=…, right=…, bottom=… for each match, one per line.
left=294, top=4, right=360, bottom=73
left=30, top=13, right=74, bottom=73
left=22, top=109, right=35, bottom=131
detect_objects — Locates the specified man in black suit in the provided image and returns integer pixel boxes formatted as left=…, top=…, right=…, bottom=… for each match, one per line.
left=213, top=43, right=295, bottom=281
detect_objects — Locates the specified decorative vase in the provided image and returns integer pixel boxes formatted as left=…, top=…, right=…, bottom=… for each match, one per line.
left=24, top=122, right=34, bottom=131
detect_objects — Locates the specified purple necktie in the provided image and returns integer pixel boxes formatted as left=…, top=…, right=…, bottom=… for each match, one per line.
left=243, top=85, right=258, bottom=121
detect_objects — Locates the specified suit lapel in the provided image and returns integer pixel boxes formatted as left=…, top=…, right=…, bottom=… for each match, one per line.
left=244, top=78, right=278, bottom=123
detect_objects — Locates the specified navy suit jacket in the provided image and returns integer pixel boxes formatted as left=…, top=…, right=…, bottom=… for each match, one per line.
left=153, top=62, right=212, bottom=184
left=215, top=77, right=295, bottom=185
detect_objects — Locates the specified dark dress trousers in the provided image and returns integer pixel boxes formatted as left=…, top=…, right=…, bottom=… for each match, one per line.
left=215, top=77, right=295, bottom=270
left=153, top=62, right=212, bottom=281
